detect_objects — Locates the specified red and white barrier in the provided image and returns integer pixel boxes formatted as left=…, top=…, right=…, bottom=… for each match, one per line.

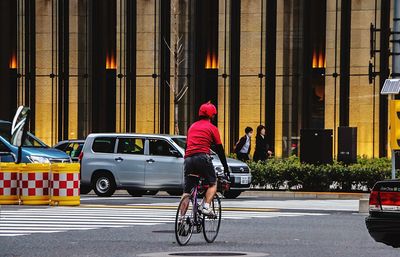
left=50, top=163, right=80, bottom=206
left=19, top=164, right=50, bottom=205
left=0, top=163, right=19, bottom=205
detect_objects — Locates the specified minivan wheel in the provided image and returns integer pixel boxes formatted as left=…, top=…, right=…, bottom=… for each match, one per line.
left=223, top=190, right=242, bottom=199
left=127, top=189, right=145, bottom=197
left=93, top=173, right=116, bottom=197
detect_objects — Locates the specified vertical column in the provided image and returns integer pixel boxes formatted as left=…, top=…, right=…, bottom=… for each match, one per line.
left=58, top=0, right=69, bottom=141
left=229, top=0, right=240, bottom=152
left=265, top=0, right=277, bottom=152
left=25, top=0, right=36, bottom=132
left=159, top=0, right=170, bottom=134
left=77, top=0, right=89, bottom=138
left=339, top=0, right=351, bottom=127
left=126, top=0, right=136, bottom=133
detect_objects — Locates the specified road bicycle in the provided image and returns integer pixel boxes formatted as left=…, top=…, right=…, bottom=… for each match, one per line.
left=174, top=174, right=230, bottom=246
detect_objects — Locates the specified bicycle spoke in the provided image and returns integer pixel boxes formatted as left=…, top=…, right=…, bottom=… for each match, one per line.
left=175, top=196, right=194, bottom=246
left=202, top=195, right=222, bottom=243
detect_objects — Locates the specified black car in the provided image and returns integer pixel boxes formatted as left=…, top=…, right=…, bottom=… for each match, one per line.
left=366, top=180, right=400, bottom=248
left=53, top=140, right=85, bottom=162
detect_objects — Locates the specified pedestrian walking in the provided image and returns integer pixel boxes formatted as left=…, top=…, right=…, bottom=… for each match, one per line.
left=234, top=127, right=253, bottom=162
left=253, top=125, right=272, bottom=162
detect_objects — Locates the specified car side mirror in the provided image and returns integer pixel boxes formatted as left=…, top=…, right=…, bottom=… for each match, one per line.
left=11, top=106, right=31, bottom=163
left=169, top=149, right=181, bottom=158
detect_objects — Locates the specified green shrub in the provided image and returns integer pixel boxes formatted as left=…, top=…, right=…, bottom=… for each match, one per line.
left=248, top=156, right=392, bottom=192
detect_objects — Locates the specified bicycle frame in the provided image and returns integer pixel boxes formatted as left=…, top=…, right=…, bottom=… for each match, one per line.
left=191, top=183, right=201, bottom=227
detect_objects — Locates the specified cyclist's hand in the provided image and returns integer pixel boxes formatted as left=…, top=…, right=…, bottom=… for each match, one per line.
left=224, top=172, right=231, bottom=182
left=223, top=164, right=229, bottom=174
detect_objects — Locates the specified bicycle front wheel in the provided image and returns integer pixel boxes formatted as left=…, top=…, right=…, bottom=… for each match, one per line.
left=175, top=195, right=194, bottom=246
left=202, top=194, right=222, bottom=243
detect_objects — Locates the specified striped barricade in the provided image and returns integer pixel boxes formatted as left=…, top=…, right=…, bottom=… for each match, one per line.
left=19, top=163, right=50, bottom=205
left=0, top=163, right=19, bottom=205
left=50, top=163, right=80, bottom=206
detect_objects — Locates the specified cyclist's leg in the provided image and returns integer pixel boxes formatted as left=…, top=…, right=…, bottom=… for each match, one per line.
left=181, top=157, right=197, bottom=216
left=201, top=155, right=217, bottom=205
left=205, top=183, right=217, bottom=204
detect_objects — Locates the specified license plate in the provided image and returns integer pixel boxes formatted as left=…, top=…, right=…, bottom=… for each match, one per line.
left=240, top=176, right=249, bottom=185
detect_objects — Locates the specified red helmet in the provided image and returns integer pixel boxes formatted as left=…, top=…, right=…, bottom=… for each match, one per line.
left=199, top=102, right=217, bottom=118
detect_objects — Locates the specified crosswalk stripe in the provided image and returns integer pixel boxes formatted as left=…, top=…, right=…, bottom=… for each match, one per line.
left=0, top=206, right=328, bottom=237
left=0, top=234, right=29, bottom=237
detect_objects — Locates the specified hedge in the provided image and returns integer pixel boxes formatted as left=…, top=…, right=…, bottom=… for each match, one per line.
left=246, top=156, right=392, bottom=192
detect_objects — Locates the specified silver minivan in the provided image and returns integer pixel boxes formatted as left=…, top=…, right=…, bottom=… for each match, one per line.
left=80, top=133, right=252, bottom=199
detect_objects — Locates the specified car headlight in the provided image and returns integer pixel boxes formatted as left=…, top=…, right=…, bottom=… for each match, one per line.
left=27, top=156, right=50, bottom=163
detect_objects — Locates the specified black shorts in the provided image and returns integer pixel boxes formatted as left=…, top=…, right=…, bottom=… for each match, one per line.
left=183, top=153, right=216, bottom=193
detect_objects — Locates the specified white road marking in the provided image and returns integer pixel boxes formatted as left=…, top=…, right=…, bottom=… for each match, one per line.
left=0, top=205, right=328, bottom=237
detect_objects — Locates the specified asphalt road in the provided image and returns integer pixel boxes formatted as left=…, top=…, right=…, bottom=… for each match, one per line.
left=0, top=194, right=398, bottom=257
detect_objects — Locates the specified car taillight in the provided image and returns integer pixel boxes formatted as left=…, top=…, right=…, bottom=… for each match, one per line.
left=379, top=192, right=400, bottom=210
left=78, top=152, right=84, bottom=162
left=369, top=190, right=380, bottom=211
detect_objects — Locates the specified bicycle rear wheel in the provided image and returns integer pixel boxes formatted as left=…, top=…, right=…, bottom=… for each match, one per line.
left=202, top=194, right=222, bottom=243
left=175, top=195, right=194, bottom=246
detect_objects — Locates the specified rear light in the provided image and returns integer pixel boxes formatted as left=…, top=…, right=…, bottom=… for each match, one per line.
left=369, top=188, right=400, bottom=212
left=78, top=152, right=84, bottom=162
left=369, top=190, right=380, bottom=211
left=380, top=192, right=400, bottom=211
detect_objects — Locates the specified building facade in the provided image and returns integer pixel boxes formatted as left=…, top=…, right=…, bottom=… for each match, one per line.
left=0, top=0, right=392, bottom=158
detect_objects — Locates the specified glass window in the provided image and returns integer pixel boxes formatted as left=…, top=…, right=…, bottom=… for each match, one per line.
left=0, top=123, right=47, bottom=148
left=117, top=138, right=144, bottom=155
left=24, top=134, right=48, bottom=147
left=149, top=139, right=177, bottom=157
left=55, top=142, right=69, bottom=151
left=66, top=143, right=84, bottom=158
left=0, top=141, right=10, bottom=152
left=92, top=137, right=116, bottom=153
left=172, top=137, right=186, bottom=150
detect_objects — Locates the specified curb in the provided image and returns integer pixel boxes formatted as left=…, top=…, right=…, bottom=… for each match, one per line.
left=87, top=190, right=369, bottom=200
left=241, top=190, right=370, bottom=199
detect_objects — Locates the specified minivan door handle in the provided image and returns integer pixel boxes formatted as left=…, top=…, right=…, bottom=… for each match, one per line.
left=146, top=159, right=155, bottom=163
left=115, top=157, right=124, bottom=162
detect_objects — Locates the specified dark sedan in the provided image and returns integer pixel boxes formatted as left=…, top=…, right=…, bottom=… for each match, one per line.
left=366, top=180, right=400, bottom=248
left=53, top=140, right=84, bottom=162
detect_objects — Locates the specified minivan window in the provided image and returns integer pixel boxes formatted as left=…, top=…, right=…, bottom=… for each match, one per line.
left=149, top=139, right=177, bottom=157
left=117, top=138, right=144, bottom=155
left=92, top=137, right=116, bottom=153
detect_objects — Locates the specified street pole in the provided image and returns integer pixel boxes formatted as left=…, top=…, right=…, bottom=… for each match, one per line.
left=392, top=0, right=400, bottom=179
left=394, top=0, right=400, bottom=77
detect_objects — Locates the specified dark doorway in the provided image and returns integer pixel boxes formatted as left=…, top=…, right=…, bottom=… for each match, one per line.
left=90, top=0, right=117, bottom=133
left=0, top=0, right=17, bottom=121
left=302, top=0, right=326, bottom=129
left=192, top=0, right=219, bottom=124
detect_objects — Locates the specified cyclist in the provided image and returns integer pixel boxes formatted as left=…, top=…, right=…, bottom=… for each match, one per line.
left=182, top=101, right=230, bottom=216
